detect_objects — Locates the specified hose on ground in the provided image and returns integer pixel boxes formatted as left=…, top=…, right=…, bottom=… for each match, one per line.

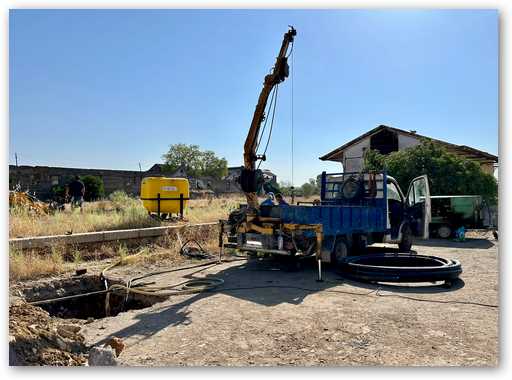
left=101, top=241, right=247, bottom=316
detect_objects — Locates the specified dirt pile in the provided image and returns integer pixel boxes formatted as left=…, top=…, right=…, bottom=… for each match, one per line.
left=9, top=301, right=87, bottom=366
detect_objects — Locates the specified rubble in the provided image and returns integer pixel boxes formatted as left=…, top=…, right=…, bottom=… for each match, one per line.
left=9, top=302, right=87, bottom=366
left=104, top=336, right=125, bottom=357
left=88, top=346, right=118, bottom=366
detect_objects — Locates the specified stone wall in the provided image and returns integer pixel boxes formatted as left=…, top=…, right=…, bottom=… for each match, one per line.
left=9, top=164, right=244, bottom=200
left=9, top=165, right=145, bottom=199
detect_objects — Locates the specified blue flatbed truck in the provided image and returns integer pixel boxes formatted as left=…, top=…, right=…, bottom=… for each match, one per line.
left=220, top=171, right=432, bottom=274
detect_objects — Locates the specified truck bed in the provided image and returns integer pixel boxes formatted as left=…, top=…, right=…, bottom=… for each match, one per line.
left=261, top=203, right=387, bottom=237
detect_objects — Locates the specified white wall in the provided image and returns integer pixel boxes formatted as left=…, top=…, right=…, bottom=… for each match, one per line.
left=343, top=137, right=370, bottom=172
left=336, top=132, right=420, bottom=173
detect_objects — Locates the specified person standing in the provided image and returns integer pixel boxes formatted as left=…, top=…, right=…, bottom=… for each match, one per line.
left=69, top=176, right=85, bottom=212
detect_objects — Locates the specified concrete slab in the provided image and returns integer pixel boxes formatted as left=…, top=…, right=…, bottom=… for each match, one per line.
left=9, top=222, right=217, bottom=250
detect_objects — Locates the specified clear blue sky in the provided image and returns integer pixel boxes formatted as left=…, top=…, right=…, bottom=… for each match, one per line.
left=9, top=9, right=498, bottom=185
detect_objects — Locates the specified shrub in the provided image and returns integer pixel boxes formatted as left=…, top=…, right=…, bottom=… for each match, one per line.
left=51, top=185, right=66, bottom=200
left=81, top=175, right=105, bottom=201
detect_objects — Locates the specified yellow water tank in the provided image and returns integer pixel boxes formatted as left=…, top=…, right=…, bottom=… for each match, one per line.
left=140, top=177, right=189, bottom=215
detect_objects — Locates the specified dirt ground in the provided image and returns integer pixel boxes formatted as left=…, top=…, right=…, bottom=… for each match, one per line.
left=9, top=302, right=88, bottom=366
left=72, top=237, right=499, bottom=367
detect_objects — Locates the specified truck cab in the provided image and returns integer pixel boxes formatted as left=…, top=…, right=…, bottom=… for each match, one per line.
left=320, top=172, right=431, bottom=258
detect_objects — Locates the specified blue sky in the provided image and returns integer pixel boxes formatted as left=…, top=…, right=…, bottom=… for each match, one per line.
left=9, top=9, right=498, bottom=185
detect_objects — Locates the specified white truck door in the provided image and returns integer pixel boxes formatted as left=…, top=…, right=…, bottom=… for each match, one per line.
left=406, top=175, right=431, bottom=239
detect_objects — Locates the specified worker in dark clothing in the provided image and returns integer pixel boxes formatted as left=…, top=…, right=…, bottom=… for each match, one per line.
left=275, top=193, right=289, bottom=206
left=68, top=176, right=85, bottom=212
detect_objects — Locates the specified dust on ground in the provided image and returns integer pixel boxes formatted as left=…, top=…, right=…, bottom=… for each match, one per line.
left=10, top=235, right=498, bottom=367
left=83, top=237, right=498, bottom=366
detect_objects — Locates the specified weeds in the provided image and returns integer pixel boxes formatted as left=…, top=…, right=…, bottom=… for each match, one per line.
left=8, top=193, right=271, bottom=281
left=72, top=250, right=82, bottom=265
left=9, top=193, right=245, bottom=238
left=9, top=191, right=160, bottom=238
left=9, top=220, right=220, bottom=281
left=117, top=244, right=128, bottom=261
left=9, top=246, right=66, bottom=281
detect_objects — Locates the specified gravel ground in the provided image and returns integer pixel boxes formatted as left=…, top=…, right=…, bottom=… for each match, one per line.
left=78, top=237, right=498, bottom=367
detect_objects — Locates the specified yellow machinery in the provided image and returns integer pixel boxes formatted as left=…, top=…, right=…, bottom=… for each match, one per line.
left=140, top=177, right=189, bottom=218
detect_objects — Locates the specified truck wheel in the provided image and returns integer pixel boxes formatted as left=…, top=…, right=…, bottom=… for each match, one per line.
left=398, top=224, right=413, bottom=252
left=437, top=225, right=452, bottom=239
left=332, top=240, right=348, bottom=270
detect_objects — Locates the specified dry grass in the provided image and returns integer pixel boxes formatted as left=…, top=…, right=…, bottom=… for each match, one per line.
left=9, top=193, right=246, bottom=238
left=9, top=192, right=316, bottom=238
left=9, top=223, right=220, bottom=281
left=9, top=193, right=157, bottom=238
left=9, top=245, right=66, bottom=281
left=8, top=191, right=314, bottom=281
left=186, top=196, right=245, bottom=223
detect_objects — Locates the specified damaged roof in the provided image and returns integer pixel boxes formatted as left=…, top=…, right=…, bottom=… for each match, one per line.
left=319, top=124, right=498, bottom=163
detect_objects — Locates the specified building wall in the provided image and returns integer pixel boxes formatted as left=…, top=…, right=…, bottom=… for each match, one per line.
left=9, top=164, right=247, bottom=200
left=337, top=132, right=494, bottom=176
left=9, top=165, right=144, bottom=199
left=342, top=138, right=370, bottom=172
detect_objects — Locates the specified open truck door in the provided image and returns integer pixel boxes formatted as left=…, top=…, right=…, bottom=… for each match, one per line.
left=406, top=175, right=431, bottom=239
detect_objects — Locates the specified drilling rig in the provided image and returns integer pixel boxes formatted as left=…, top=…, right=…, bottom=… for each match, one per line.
left=240, top=26, right=296, bottom=211
left=219, top=27, right=458, bottom=285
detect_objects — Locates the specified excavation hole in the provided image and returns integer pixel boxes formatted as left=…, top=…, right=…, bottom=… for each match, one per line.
left=21, top=275, right=164, bottom=320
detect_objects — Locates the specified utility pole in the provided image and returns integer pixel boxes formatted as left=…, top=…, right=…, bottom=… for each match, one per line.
left=15, top=152, right=18, bottom=167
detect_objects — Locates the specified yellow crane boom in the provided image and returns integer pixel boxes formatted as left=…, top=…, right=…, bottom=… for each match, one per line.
left=240, top=26, right=296, bottom=210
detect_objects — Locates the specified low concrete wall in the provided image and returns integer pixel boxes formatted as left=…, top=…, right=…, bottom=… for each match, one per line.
left=9, top=222, right=218, bottom=250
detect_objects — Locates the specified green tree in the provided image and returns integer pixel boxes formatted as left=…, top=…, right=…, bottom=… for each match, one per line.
left=162, top=144, right=228, bottom=179
left=364, top=140, right=498, bottom=204
left=81, top=175, right=105, bottom=201
left=278, top=181, right=293, bottom=196
left=301, top=178, right=319, bottom=197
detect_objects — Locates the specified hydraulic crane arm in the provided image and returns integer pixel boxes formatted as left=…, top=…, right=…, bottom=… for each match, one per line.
left=241, top=26, right=296, bottom=210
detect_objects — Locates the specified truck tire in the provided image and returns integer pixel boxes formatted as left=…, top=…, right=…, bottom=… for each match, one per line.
left=437, top=224, right=452, bottom=239
left=398, top=224, right=413, bottom=252
left=332, top=239, right=348, bottom=271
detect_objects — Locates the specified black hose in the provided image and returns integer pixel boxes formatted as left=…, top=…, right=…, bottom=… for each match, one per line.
left=339, top=253, right=462, bottom=283
left=180, top=239, right=213, bottom=259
